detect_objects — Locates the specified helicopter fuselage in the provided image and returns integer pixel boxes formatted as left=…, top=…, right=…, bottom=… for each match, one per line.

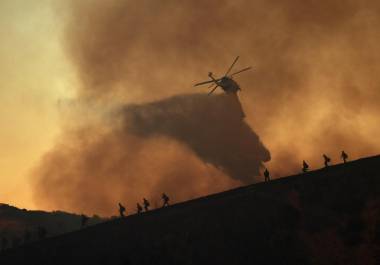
left=217, top=77, right=240, bottom=93
left=194, top=56, right=250, bottom=95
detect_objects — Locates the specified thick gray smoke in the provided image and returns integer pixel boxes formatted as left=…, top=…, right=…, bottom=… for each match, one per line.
left=60, top=0, right=380, bottom=174
left=33, top=0, right=380, bottom=215
left=124, top=93, right=270, bottom=183
left=33, top=93, right=269, bottom=215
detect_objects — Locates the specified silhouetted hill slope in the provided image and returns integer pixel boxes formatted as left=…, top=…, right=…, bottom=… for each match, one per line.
left=1, top=155, right=380, bottom=265
left=0, top=204, right=102, bottom=247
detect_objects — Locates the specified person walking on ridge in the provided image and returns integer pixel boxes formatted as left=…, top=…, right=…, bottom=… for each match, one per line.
left=162, top=193, right=170, bottom=207
left=302, top=160, right=309, bottom=173
left=143, top=198, right=150, bottom=212
left=263, top=168, right=270, bottom=182
left=118, top=203, right=126, bottom=217
left=341, top=151, right=348, bottom=163
left=323, top=154, right=331, bottom=167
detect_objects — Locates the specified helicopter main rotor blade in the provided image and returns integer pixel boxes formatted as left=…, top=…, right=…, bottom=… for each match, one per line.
left=230, top=66, right=252, bottom=76
left=194, top=80, right=215, bottom=86
left=207, top=78, right=222, bottom=88
left=208, top=84, right=219, bottom=95
left=224, top=56, right=240, bottom=76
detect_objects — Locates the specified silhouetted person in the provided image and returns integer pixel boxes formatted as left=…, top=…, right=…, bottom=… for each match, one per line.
left=81, top=214, right=89, bottom=228
left=37, top=226, right=47, bottom=240
left=341, top=151, right=348, bottom=163
left=323, top=154, right=331, bottom=167
left=162, top=193, right=170, bottom=207
left=136, top=203, right=143, bottom=214
left=263, top=168, right=270, bottom=182
left=119, top=203, right=126, bottom=217
left=143, top=198, right=150, bottom=211
left=302, top=160, right=309, bottom=173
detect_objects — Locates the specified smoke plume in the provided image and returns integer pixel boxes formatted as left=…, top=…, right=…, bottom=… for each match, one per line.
left=33, top=0, right=380, bottom=215
left=33, top=93, right=269, bottom=215
left=124, top=93, right=270, bottom=183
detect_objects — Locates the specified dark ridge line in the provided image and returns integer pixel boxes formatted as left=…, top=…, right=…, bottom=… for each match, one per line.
left=145, top=154, right=380, bottom=212
left=4, top=154, right=379, bottom=251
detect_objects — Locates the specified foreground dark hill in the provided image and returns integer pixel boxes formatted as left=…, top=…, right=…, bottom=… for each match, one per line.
left=0, top=204, right=102, bottom=247
left=1, top=155, right=380, bottom=265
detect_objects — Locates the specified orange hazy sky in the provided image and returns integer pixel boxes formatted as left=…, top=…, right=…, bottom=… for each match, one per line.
left=0, top=0, right=73, bottom=209
left=1, top=0, right=380, bottom=213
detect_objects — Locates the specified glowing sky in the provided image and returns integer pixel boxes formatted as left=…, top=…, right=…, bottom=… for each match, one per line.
left=0, top=0, right=73, bottom=209
left=1, top=0, right=380, bottom=213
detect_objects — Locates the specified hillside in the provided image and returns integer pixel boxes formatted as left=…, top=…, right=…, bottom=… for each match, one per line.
left=0, top=204, right=102, bottom=248
left=1, top=155, right=380, bottom=265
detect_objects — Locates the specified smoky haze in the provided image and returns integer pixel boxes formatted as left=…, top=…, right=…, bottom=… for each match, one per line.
left=33, top=0, right=380, bottom=215
left=124, top=93, right=270, bottom=183
left=34, top=94, right=268, bottom=215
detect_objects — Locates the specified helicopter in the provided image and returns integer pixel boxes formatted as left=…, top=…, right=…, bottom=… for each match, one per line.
left=194, top=56, right=252, bottom=95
